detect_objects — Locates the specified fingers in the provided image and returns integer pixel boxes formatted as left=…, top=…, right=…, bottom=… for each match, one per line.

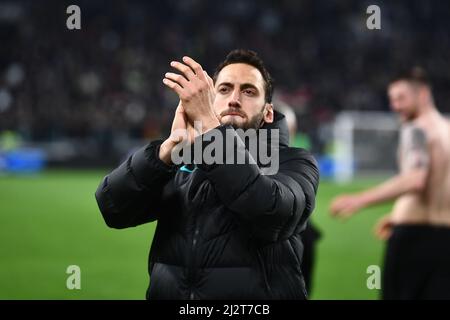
left=165, top=58, right=209, bottom=97
left=375, top=224, right=391, bottom=241
left=331, top=193, right=364, bottom=217
left=374, top=215, right=393, bottom=240
left=171, top=102, right=186, bottom=132
left=330, top=197, right=345, bottom=216
left=204, top=71, right=215, bottom=90
left=330, top=196, right=357, bottom=219
left=175, top=103, right=185, bottom=116
left=186, top=120, right=199, bottom=142
left=170, top=120, right=186, bottom=143
left=165, top=72, right=189, bottom=88
left=164, top=57, right=215, bottom=123
left=182, top=56, right=206, bottom=80
left=374, top=219, right=383, bottom=235
left=163, top=78, right=184, bottom=97
left=170, top=60, right=196, bottom=81
left=330, top=202, right=338, bottom=216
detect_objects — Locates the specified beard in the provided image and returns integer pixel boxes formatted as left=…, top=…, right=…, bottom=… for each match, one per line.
left=220, top=104, right=266, bottom=130
left=399, top=106, right=419, bottom=123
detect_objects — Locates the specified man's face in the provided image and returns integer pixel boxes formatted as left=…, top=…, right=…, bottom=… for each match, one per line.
left=213, top=63, right=273, bottom=130
left=388, top=81, right=420, bottom=122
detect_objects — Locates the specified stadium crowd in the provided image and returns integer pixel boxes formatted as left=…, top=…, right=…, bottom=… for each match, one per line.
left=1, top=0, right=449, bottom=159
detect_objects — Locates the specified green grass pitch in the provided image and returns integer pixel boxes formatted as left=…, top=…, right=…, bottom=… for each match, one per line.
left=0, top=170, right=392, bottom=299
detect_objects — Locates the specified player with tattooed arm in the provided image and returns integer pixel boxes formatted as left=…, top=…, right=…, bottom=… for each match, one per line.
left=330, top=67, right=450, bottom=299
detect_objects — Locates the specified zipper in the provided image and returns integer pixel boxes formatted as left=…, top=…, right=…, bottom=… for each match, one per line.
left=185, top=166, right=203, bottom=300
left=186, top=209, right=200, bottom=300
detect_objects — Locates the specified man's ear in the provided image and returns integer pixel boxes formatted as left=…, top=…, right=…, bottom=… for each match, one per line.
left=264, top=103, right=274, bottom=123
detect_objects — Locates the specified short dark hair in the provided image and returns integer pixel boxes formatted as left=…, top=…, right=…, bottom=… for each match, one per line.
left=389, top=66, right=431, bottom=88
left=213, top=49, right=274, bottom=103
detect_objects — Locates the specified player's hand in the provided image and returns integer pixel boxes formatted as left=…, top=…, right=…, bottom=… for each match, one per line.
left=374, top=214, right=394, bottom=240
left=330, top=194, right=365, bottom=218
left=159, top=101, right=198, bottom=165
left=163, top=56, right=220, bottom=133
left=168, top=101, right=197, bottom=144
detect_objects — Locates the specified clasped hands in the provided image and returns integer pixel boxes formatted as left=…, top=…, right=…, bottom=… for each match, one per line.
left=164, top=56, right=220, bottom=134
left=159, top=56, right=220, bottom=164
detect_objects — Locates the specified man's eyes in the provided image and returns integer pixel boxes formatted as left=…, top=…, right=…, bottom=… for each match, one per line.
left=217, top=87, right=256, bottom=96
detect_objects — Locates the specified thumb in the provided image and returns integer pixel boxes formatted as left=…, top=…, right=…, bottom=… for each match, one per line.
left=204, top=71, right=214, bottom=90
left=170, top=102, right=188, bottom=141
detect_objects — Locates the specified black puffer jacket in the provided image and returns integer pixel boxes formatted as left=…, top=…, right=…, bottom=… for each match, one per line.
left=95, top=111, right=319, bottom=300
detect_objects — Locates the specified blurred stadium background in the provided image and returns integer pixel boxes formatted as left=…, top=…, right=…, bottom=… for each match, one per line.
left=1, top=0, right=449, bottom=299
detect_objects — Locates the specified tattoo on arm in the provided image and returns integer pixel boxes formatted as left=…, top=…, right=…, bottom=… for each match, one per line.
left=401, top=126, right=429, bottom=170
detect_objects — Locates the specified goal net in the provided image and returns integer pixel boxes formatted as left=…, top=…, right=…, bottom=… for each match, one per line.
left=332, top=111, right=400, bottom=182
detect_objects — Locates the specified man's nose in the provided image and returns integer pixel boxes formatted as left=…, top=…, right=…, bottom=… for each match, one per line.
left=228, top=89, right=241, bottom=107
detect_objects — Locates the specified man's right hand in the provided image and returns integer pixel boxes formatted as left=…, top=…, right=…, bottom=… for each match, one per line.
left=159, top=101, right=197, bottom=165
left=374, top=214, right=394, bottom=240
left=330, top=194, right=366, bottom=219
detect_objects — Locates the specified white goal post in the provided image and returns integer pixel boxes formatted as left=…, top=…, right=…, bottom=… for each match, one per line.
left=332, top=111, right=400, bottom=182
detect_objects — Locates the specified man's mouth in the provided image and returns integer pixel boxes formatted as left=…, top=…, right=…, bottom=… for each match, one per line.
left=222, top=111, right=245, bottom=118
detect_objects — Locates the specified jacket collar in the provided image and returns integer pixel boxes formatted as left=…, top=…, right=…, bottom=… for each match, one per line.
left=260, top=110, right=290, bottom=148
